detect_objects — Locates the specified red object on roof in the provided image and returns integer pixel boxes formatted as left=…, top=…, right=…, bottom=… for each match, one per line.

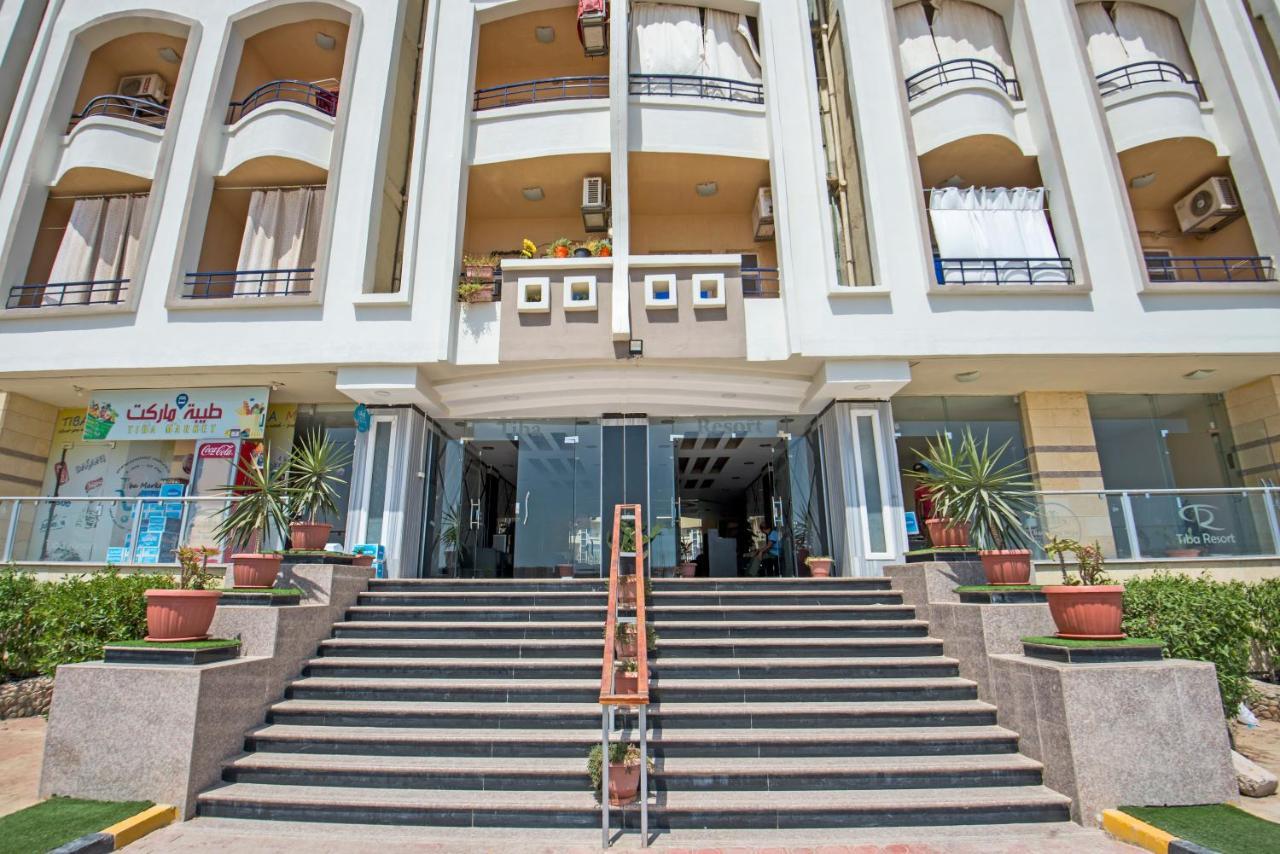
left=579, top=0, right=606, bottom=15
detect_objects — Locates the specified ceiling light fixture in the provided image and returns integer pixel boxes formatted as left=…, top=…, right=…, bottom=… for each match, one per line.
left=1130, top=172, right=1158, bottom=189
left=521, top=186, right=544, bottom=202
left=954, top=370, right=982, bottom=383
left=534, top=26, right=555, bottom=43
left=695, top=181, right=719, bottom=197
left=1183, top=368, right=1216, bottom=380
left=157, top=46, right=181, bottom=64
left=315, top=32, right=337, bottom=51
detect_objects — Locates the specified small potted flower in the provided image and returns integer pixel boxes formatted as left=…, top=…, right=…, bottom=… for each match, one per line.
left=519, top=238, right=538, bottom=258
left=588, top=743, right=653, bottom=805
left=572, top=242, right=592, bottom=258
left=287, top=430, right=350, bottom=550
left=591, top=238, right=612, bottom=257
left=1042, top=537, right=1123, bottom=639
left=614, top=622, right=637, bottom=658
left=907, top=442, right=970, bottom=548
left=145, top=545, right=221, bottom=641
left=677, top=538, right=697, bottom=578
left=216, top=455, right=291, bottom=589
left=805, top=555, right=834, bottom=577
left=548, top=238, right=574, bottom=258
left=461, top=252, right=499, bottom=282
left=614, top=657, right=645, bottom=694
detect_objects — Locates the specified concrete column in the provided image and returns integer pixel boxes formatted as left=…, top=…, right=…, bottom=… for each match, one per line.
left=1225, top=375, right=1280, bottom=486
left=608, top=0, right=630, bottom=339
left=0, top=392, right=55, bottom=495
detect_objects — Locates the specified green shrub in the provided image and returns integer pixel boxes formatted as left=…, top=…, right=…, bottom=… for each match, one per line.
left=1122, top=573, right=1256, bottom=715
left=0, top=566, right=173, bottom=681
left=1247, top=578, right=1280, bottom=680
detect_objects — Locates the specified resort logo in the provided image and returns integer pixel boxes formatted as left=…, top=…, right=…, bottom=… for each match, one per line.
left=1178, top=503, right=1224, bottom=532
left=1176, top=503, right=1238, bottom=547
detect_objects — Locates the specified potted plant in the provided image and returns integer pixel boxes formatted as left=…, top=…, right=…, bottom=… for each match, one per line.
left=614, top=657, right=645, bottom=694
left=591, top=239, right=612, bottom=257
left=911, top=430, right=1035, bottom=585
left=461, top=252, right=499, bottom=282
left=677, top=536, right=696, bottom=578
left=588, top=742, right=653, bottom=805
left=907, top=440, right=971, bottom=548
left=614, top=622, right=637, bottom=658
left=216, top=455, right=291, bottom=589
left=287, top=430, right=350, bottom=550
left=805, top=555, right=834, bottom=577
left=548, top=237, right=574, bottom=258
left=572, top=243, right=592, bottom=258
left=145, top=545, right=221, bottom=641
left=519, top=238, right=538, bottom=258
left=1042, top=537, right=1123, bottom=639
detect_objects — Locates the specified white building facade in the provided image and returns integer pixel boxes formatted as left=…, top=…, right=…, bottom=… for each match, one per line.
left=1, top=0, right=1280, bottom=581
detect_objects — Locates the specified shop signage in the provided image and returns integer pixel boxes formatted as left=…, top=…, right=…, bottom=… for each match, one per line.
left=199, top=442, right=238, bottom=460
left=82, top=387, right=270, bottom=441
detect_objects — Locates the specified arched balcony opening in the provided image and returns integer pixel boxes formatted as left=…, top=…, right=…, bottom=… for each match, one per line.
left=919, top=135, right=1073, bottom=287
left=184, top=157, right=328, bottom=300
left=474, top=6, right=609, bottom=111
left=67, top=28, right=188, bottom=132
left=9, top=168, right=151, bottom=310
left=628, top=4, right=764, bottom=105
left=227, top=15, right=350, bottom=124
left=896, top=0, right=1020, bottom=102
left=1120, top=138, right=1274, bottom=284
left=1078, top=2, right=1203, bottom=100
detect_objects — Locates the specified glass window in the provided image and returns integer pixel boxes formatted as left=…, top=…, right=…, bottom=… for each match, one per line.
left=854, top=414, right=887, bottom=554
left=1089, top=394, right=1238, bottom=490
left=364, top=420, right=393, bottom=545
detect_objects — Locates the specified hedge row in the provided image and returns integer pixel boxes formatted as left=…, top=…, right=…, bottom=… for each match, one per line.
left=0, top=566, right=171, bottom=681
left=1122, top=573, right=1280, bottom=715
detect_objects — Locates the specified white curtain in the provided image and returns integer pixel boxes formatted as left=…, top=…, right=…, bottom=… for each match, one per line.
left=235, top=188, right=324, bottom=295
left=929, top=187, right=1065, bottom=284
left=700, top=10, right=761, bottom=84
left=630, top=3, right=704, bottom=75
left=896, top=0, right=941, bottom=88
left=46, top=195, right=146, bottom=305
left=1112, top=2, right=1197, bottom=78
left=930, top=0, right=1016, bottom=80
left=1078, top=1, right=1130, bottom=81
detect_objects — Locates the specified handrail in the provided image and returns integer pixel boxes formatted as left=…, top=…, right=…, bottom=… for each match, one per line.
left=934, top=256, right=1075, bottom=285
left=227, top=79, right=339, bottom=124
left=182, top=268, right=313, bottom=299
left=741, top=266, right=780, bottom=298
left=1144, top=255, right=1275, bottom=283
left=68, top=95, right=169, bottom=131
left=6, top=279, right=129, bottom=309
left=599, top=502, right=649, bottom=848
left=629, top=72, right=764, bottom=104
left=1096, top=60, right=1204, bottom=100
left=473, top=75, right=609, bottom=110
left=905, top=58, right=1021, bottom=101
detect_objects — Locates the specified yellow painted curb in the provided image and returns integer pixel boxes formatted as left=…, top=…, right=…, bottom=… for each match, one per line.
left=1102, top=808, right=1176, bottom=854
left=102, top=804, right=177, bottom=849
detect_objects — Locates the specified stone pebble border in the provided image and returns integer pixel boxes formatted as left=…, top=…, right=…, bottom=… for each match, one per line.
left=47, top=804, right=177, bottom=853
left=0, top=675, right=53, bottom=719
left=1102, top=808, right=1221, bottom=854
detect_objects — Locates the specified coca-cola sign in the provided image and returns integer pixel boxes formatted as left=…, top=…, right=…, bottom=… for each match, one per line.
left=199, top=442, right=237, bottom=460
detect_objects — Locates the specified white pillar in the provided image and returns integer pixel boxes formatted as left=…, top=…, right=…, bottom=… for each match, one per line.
left=609, top=0, right=630, bottom=339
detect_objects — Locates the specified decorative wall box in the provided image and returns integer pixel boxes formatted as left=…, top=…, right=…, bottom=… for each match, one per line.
left=563, top=275, right=597, bottom=311
left=692, top=272, right=726, bottom=307
left=644, top=274, right=677, bottom=309
left=517, top=277, right=551, bottom=313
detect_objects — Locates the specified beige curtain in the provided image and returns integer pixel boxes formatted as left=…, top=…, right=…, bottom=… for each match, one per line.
left=235, top=188, right=324, bottom=295
left=1112, top=2, right=1197, bottom=77
left=46, top=195, right=146, bottom=305
left=896, top=0, right=941, bottom=82
left=1078, top=2, right=1130, bottom=79
left=930, top=0, right=1016, bottom=80
left=700, top=10, right=761, bottom=83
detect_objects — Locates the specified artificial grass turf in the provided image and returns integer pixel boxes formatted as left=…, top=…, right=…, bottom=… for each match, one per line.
left=1022, top=635, right=1164, bottom=648
left=955, top=584, right=1043, bottom=592
left=107, top=638, right=240, bottom=649
left=905, top=547, right=975, bottom=555
left=1120, top=804, right=1280, bottom=854
left=0, top=796, right=152, bottom=854
left=223, top=587, right=303, bottom=597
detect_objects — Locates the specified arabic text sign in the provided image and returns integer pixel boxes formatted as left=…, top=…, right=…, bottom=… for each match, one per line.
left=82, top=387, right=270, bottom=441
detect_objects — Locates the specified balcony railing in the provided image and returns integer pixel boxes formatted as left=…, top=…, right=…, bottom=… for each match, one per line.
left=629, top=73, right=764, bottom=104
left=934, top=256, right=1074, bottom=286
left=182, top=268, right=313, bottom=299
left=68, top=95, right=169, bottom=131
left=1096, top=61, right=1204, bottom=100
left=473, top=75, right=609, bottom=111
left=5, top=279, right=129, bottom=309
left=742, top=266, right=780, bottom=297
left=226, top=80, right=339, bottom=124
left=1144, top=255, right=1275, bottom=283
left=905, top=58, right=1021, bottom=101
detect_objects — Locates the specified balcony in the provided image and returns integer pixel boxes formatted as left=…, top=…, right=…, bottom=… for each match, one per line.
left=181, top=268, right=313, bottom=300
left=473, top=76, right=608, bottom=111
left=68, top=95, right=168, bottom=131
left=6, top=279, right=129, bottom=309
left=1096, top=60, right=1204, bottom=100
left=933, top=256, right=1074, bottom=287
left=226, top=79, right=339, bottom=123
left=1143, top=254, right=1275, bottom=284
left=628, top=73, right=763, bottom=104
left=741, top=266, right=780, bottom=298
left=904, top=59, right=1021, bottom=102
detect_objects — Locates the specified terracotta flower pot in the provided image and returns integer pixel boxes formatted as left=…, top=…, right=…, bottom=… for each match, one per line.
left=614, top=670, right=641, bottom=694
left=145, top=589, right=222, bottom=641
left=597, top=246, right=612, bottom=257
left=980, top=549, right=1032, bottom=585
left=607, top=761, right=641, bottom=805
left=230, top=553, right=283, bottom=589
left=677, top=562, right=697, bottom=578
left=353, top=554, right=374, bottom=568
left=553, top=245, right=571, bottom=258
left=1043, top=585, right=1126, bottom=640
left=619, top=580, right=637, bottom=607
left=807, top=558, right=833, bottom=578
left=925, top=517, right=970, bottom=548
left=616, top=636, right=637, bottom=658
left=557, top=564, right=575, bottom=578
left=290, top=521, right=332, bottom=551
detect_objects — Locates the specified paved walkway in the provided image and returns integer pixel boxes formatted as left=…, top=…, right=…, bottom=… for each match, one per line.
left=0, top=716, right=46, bottom=818
left=1234, top=717, right=1280, bottom=824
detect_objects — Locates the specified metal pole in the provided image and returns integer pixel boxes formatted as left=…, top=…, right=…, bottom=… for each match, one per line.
left=1119, top=492, right=1141, bottom=559
left=2, top=499, right=20, bottom=561
left=639, top=704, right=649, bottom=847
left=601, top=708, right=610, bottom=849
left=1263, top=487, right=1280, bottom=556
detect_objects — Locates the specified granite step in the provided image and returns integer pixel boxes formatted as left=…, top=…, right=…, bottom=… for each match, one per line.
left=650, top=578, right=892, bottom=591
left=648, top=604, right=916, bottom=621
left=357, top=591, right=609, bottom=607
left=342, top=605, right=607, bottom=623
left=316, top=637, right=605, bottom=659
left=650, top=590, right=906, bottom=605
left=650, top=636, right=945, bottom=658
left=368, top=580, right=607, bottom=593
left=329, top=621, right=605, bottom=640
left=330, top=619, right=931, bottom=640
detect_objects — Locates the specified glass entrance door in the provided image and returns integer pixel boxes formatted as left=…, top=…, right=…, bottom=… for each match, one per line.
left=513, top=421, right=601, bottom=577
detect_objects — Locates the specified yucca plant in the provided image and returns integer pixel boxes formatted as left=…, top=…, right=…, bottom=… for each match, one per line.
left=288, top=430, right=351, bottom=525
left=214, top=456, right=292, bottom=552
left=909, top=429, right=1034, bottom=551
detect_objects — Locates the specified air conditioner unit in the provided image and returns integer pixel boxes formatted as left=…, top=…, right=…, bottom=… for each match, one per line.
left=581, top=176, right=610, bottom=233
left=1175, top=176, right=1242, bottom=234
left=752, top=186, right=774, bottom=241
left=117, top=73, right=168, bottom=104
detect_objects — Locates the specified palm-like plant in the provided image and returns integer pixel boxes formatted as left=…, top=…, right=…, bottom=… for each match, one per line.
left=288, top=430, right=351, bottom=524
left=908, top=429, right=1035, bottom=551
left=214, top=456, right=292, bottom=552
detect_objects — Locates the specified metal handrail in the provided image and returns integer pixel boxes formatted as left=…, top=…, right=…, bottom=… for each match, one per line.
left=599, top=503, right=650, bottom=848
left=629, top=73, right=764, bottom=104
left=742, top=266, right=780, bottom=298
left=226, top=79, right=339, bottom=124
left=905, top=58, right=1021, bottom=101
left=1096, top=60, right=1205, bottom=100
left=473, top=75, right=609, bottom=110
left=68, top=95, right=169, bottom=131
left=1144, top=255, right=1275, bottom=283
left=182, top=268, right=313, bottom=299
left=6, top=279, right=129, bottom=309
left=934, top=256, right=1075, bottom=285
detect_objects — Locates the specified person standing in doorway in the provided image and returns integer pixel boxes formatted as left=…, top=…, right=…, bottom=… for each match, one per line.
left=756, top=521, right=782, bottom=577
left=912, top=462, right=936, bottom=546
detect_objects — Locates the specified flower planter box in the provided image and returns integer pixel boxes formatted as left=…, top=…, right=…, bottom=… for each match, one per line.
left=104, top=639, right=241, bottom=666
left=1021, top=636, right=1165, bottom=664
left=955, top=584, right=1046, bottom=604
left=218, top=588, right=303, bottom=607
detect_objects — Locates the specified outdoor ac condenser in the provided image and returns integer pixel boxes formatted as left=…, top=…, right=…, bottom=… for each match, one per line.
left=117, top=73, right=168, bottom=103
left=1174, top=176, right=1242, bottom=234
left=581, top=176, right=610, bottom=233
left=752, top=186, right=774, bottom=241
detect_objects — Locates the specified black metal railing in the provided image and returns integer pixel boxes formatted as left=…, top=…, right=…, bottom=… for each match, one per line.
left=226, top=80, right=339, bottom=124
left=742, top=266, right=780, bottom=297
left=68, top=95, right=168, bottom=131
left=1145, top=255, right=1275, bottom=283
left=473, top=75, right=609, bottom=110
left=934, top=256, right=1075, bottom=286
left=1096, top=61, right=1204, bottom=100
left=629, top=73, right=764, bottom=104
left=6, top=279, right=129, bottom=309
left=182, top=268, right=313, bottom=299
left=905, top=58, right=1021, bottom=101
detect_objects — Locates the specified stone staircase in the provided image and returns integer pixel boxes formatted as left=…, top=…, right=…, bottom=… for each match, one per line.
left=195, top=576, right=1072, bottom=832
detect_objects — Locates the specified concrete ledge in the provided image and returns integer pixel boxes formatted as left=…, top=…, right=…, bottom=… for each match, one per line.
left=931, top=602, right=1055, bottom=701
left=882, top=561, right=986, bottom=623
left=990, top=655, right=1237, bottom=826
left=1101, top=808, right=1175, bottom=852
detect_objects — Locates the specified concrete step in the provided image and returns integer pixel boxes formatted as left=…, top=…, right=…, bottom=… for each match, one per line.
left=330, top=619, right=931, bottom=641
left=329, top=621, right=605, bottom=640
left=369, top=579, right=607, bottom=593
left=244, top=724, right=1023, bottom=759
left=649, top=605, right=916, bottom=621
left=358, top=591, right=609, bottom=607
left=343, top=605, right=606, bottom=623
left=316, top=637, right=605, bottom=659
left=652, top=636, right=945, bottom=658
left=650, top=578, right=892, bottom=591
left=195, top=782, right=1071, bottom=829
left=651, top=590, right=906, bottom=605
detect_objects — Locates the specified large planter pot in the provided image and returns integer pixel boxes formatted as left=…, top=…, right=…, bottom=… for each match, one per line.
left=607, top=761, right=641, bottom=805
left=807, top=558, right=833, bottom=578
left=230, top=553, right=283, bottom=589
left=145, top=589, right=222, bottom=641
left=616, top=635, right=637, bottom=658
left=925, top=517, right=969, bottom=548
left=1043, top=585, right=1126, bottom=640
left=980, top=549, right=1032, bottom=585
left=614, top=669, right=645, bottom=695
left=619, top=580, right=637, bottom=607
left=557, top=563, right=574, bottom=578
left=677, top=562, right=697, bottom=578
left=289, top=521, right=332, bottom=551
left=353, top=554, right=374, bottom=568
